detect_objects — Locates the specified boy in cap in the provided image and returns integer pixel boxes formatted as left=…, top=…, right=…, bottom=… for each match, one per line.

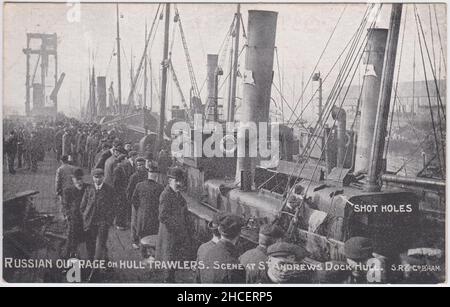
left=199, top=213, right=246, bottom=284
left=155, top=167, right=193, bottom=283
left=80, top=168, right=117, bottom=274
left=130, top=165, right=164, bottom=249
left=239, top=223, right=285, bottom=283
left=62, top=168, right=88, bottom=258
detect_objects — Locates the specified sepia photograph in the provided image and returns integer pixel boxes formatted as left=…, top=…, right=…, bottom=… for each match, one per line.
left=1, top=1, right=447, bottom=288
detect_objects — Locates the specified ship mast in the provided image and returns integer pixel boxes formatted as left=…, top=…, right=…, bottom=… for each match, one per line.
left=366, top=4, right=403, bottom=192
left=144, top=22, right=148, bottom=134
left=116, top=3, right=123, bottom=116
left=159, top=3, right=171, bottom=147
left=227, top=4, right=241, bottom=122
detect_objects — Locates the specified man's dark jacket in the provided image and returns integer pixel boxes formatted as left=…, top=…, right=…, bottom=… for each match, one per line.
left=80, top=183, right=117, bottom=231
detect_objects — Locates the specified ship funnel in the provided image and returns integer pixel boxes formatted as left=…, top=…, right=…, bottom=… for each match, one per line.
left=354, top=28, right=388, bottom=174
left=235, top=10, right=278, bottom=190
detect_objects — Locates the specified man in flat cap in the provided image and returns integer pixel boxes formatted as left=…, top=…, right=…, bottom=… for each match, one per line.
left=195, top=213, right=223, bottom=282
left=80, top=168, right=117, bottom=275
left=114, top=151, right=139, bottom=230
left=155, top=166, right=193, bottom=283
left=130, top=165, right=164, bottom=249
left=240, top=223, right=285, bottom=283
left=199, top=213, right=246, bottom=284
left=252, top=242, right=310, bottom=283
left=62, top=168, right=88, bottom=258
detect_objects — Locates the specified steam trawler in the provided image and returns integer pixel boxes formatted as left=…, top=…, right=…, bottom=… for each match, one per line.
left=3, top=3, right=445, bottom=283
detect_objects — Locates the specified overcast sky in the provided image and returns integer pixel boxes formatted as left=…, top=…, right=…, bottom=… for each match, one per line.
left=3, top=2, right=446, bottom=119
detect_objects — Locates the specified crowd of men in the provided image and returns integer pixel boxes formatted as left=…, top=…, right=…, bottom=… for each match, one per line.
left=3, top=119, right=54, bottom=173
left=4, top=118, right=442, bottom=284
left=50, top=120, right=174, bottom=281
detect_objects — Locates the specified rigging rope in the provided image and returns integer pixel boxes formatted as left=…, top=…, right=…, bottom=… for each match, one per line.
left=275, top=47, right=285, bottom=122
left=124, top=3, right=162, bottom=114
left=289, top=4, right=372, bottom=127
left=198, top=15, right=237, bottom=111
left=279, top=4, right=382, bottom=226
left=295, top=5, right=384, bottom=225
left=286, top=4, right=348, bottom=126
left=385, top=6, right=408, bottom=158
left=414, top=6, right=445, bottom=177
left=428, top=5, right=437, bottom=74
left=393, top=136, right=430, bottom=175
left=105, top=44, right=116, bottom=79
left=414, top=6, right=446, bottom=121
left=432, top=4, right=447, bottom=69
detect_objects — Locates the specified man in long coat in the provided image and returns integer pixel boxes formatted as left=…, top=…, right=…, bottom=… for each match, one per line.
left=4, top=130, right=17, bottom=174
left=55, top=155, right=76, bottom=211
left=113, top=151, right=137, bottom=228
left=85, top=131, right=99, bottom=170
left=76, top=129, right=87, bottom=167
left=155, top=167, right=193, bottom=283
left=62, top=168, right=88, bottom=258
left=113, top=151, right=137, bottom=229
left=73, top=128, right=82, bottom=166
left=80, top=168, right=117, bottom=262
left=54, top=126, right=64, bottom=162
left=29, top=131, right=40, bottom=172
left=104, top=148, right=123, bottom=187
left=62, top=128, right=73, bottom=158
left=130, top=165, right=164, bottom=249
